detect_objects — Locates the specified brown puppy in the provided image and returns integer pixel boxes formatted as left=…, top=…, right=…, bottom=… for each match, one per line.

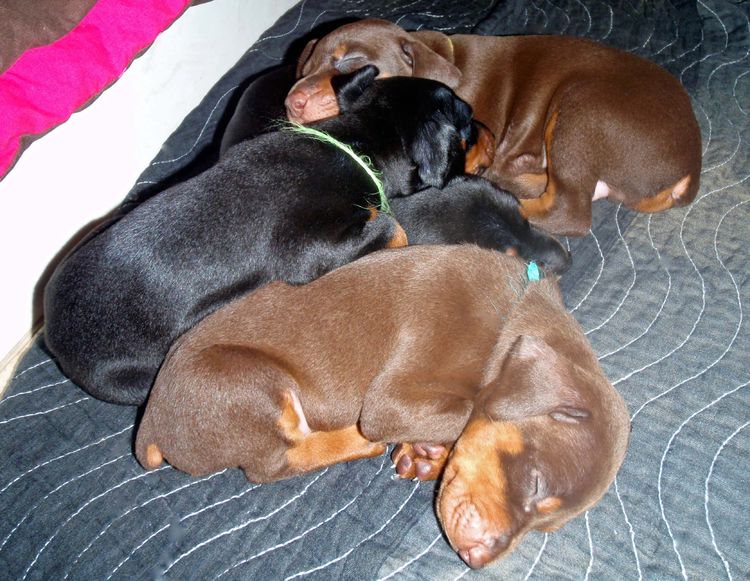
left=286, top=19, right=702, bottom=236
left=136, top=245, right=630, bottom=568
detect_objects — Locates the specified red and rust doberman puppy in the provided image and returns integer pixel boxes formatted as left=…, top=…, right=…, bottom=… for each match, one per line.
left=135, top=245, right=630, bottom=568
left=286, top=19, right=702, bottom=236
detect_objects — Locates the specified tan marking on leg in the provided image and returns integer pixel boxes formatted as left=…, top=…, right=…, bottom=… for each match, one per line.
left=631, top=174, right=692, bottom=213
left=368, top=205, right=408, bottom=248
left=279, top=391, right=385, bottom=473
left=512, top=172, right=548, bottom=198
left=671, top=175, right=693, bottom=203
left=286, top=426, right=386, bottom=472
left=539, top=522, right=565, bottom=533
left=279, top=391, right=306, bottom=443
left=519, top=178, right=557, bottom=219
left=518, top=111, right=559, bottom=220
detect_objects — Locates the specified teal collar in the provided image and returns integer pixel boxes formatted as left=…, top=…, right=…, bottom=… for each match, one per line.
left=286, top=122, right=391, bottom=215
left=526, top=261, right=542, bottom=282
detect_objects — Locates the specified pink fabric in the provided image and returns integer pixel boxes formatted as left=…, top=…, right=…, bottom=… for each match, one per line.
left=0, top=0, right=192, bottom=179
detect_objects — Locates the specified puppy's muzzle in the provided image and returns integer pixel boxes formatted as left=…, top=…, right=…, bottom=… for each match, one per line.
left=286, top=74, right=340, bottom=123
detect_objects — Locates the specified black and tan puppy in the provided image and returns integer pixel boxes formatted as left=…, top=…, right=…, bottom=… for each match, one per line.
left=219, top=66, right=570, bottom=272
left=43, top=65, right=480, bottom=406
left=136, top=245, right=629, bottom=568
left=392, top=174, right=570, bottom=273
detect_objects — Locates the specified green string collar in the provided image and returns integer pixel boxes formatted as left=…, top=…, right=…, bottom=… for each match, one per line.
left=285, top=122, right=391, bottom=215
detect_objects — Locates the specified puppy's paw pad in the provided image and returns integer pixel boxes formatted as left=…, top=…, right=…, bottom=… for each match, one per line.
left=412, top=443, right=447, bottom=459
left=391, top=442, right=448, bottom=481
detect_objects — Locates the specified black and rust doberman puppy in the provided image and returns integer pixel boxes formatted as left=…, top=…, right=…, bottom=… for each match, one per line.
left=219, top=65, right=571, bottom=272
left=135, top=245, right=629, bottom=569
left=216, top=62, right=570, bottom=271
left=44, top=65, right=485, bottom=406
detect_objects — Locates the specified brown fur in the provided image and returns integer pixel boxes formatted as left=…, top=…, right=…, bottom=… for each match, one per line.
left=135, top=245, right=630, bottom=568
left=286, top=19, right=702, bottom=236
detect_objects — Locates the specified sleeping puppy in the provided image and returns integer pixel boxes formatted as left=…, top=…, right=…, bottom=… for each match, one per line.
left=43, top=65, right=479, bottom=406
left=135, top=245, right=629, bottom=568
left=286, top=19, right=702, bottom=236
left=392, top=175, right=570, bottom=274
left=219, top=66, right=570, bottom=273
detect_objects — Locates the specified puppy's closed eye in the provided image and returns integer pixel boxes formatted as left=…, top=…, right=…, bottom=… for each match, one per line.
left=549, top=407, right=590, bottom=424
left=400, top=41, right=415, bottom=68
left=334, top=54, right=365, bottom=73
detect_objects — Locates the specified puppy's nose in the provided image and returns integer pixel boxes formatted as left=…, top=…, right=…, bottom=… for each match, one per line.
left=285, top=92, right=307, bottom=117
left=457, top=532, right=511, bottom=569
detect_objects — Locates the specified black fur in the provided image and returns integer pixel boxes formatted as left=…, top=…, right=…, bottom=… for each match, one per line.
left=219, top=64, right=295, bottom=155
left=220, top=65, right=569, bottom=272
left=392, top=175, right=571, bottom=274
left=44, top=66, right=475, bottom=406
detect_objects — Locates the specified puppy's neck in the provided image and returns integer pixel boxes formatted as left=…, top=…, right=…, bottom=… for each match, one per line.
left=479, top=277, right=563, bottom=385
left=312, top=115, right=415, bottom=197
left=287, top=122, right=390, bottom=213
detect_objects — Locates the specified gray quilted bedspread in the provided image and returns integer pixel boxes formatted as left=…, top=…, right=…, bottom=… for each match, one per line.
left=1, top=0, right=748, bottom=579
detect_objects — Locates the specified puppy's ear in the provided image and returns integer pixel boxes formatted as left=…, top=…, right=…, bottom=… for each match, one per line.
left=404, top=33, right=462, bottom=88
left=296, top=38, right=318, bottom=77
left=410, top=91, right=473, bottom=188
left=331, top=65, right=380, bottom=111
left=481, top=335, right=592, bottom=423
left=411, top=122, right=461, bottom=188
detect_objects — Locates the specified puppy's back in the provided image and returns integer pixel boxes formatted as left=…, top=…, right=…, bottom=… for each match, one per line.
left=136, top=245, right=530, bottom=476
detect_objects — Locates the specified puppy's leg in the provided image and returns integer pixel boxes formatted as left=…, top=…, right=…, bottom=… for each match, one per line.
left=518, top=111, right=593, bottom=237
left=160, top=345, right=385, bottom=482
left=280, top=390, right=386, bottom=475
left=629, top=175, right=695, bottom=213
left=359, top=372, right=473, bottom=446
left=360, top=369, right=464, bottom=482
left=500, top=170, right=547, bottom=200
left=136, top=345, right=296, bottom=481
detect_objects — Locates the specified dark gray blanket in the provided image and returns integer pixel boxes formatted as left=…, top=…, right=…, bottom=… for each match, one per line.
left=2, top=0, right=749, bottom=579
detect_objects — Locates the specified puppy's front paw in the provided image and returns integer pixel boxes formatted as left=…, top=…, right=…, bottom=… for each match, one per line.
left=391, top=442, right=450, bottom=481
